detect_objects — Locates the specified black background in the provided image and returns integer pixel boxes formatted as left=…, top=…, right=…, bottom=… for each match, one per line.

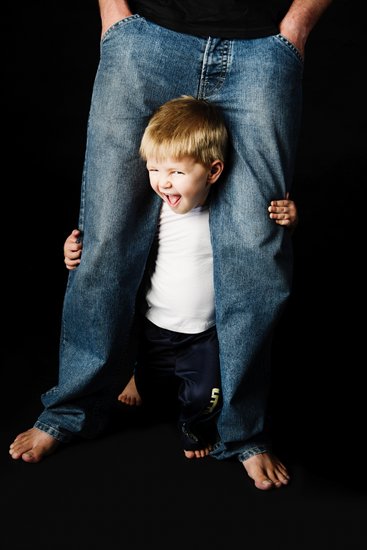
left=2, top=2, right=366, bottom=548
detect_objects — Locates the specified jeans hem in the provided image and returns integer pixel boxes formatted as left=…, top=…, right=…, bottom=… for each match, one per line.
left=34, top=421, right=72, bottom=443
left=210, top=441, right=270, bottom=462
left=238, top=446, right=269, bottom=463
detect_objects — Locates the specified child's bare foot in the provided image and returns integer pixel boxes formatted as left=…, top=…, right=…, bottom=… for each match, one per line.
left=242, top=452, right=290, bottom=490
left=117, top=375, right=142, bottom=406
left=9, top=428, right=60, bottom=463
left=184, top=446, right=212, bottom=459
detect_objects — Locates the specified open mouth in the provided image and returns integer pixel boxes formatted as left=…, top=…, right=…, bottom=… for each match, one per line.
left=164, top=194, right=181, bottom=207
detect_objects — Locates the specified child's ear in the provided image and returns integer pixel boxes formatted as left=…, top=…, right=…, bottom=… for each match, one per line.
left=207, top=160, right=224, bottom=184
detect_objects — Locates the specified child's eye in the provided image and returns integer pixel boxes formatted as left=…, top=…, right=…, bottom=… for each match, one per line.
left=173, top=171, right=184, bottom=175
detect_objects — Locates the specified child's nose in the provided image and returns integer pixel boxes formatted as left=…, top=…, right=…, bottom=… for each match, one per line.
left=161, top=178, right=172, bottom=189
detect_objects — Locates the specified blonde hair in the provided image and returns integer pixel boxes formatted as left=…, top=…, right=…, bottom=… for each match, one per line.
left=139, top=95, right=228, bottom=166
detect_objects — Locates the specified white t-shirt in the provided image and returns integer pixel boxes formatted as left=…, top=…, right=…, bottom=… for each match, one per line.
left=145, top=202, right=215, bottom=334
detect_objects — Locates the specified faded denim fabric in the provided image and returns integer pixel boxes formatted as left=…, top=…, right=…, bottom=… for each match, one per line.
left=35, top=17, right=303, bottom=461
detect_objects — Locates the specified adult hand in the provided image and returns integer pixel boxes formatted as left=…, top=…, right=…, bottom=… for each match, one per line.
left=279, top=0, right=333, bottom=60
left=99, top=0, right=133, bottom=38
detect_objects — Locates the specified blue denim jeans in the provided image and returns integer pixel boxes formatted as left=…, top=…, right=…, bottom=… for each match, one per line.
left=35, top=15, right=303, bottom=461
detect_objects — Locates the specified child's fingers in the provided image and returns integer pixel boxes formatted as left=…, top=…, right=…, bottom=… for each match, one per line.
left=269, top=208, right=290, bottom=218
left=275, top=218, right=291, bottom=226
left=66, top=229, right=82, bottom=245
left=64, top=240, right=82, bottom=257
left=269, top=207, right=290, bottom=215
left=269, top=199, right=293, bottom=208
left=65, top=258, right=81, bottom=270
left=65, top=249, right=82, bottom=259
left=65, top=256, right=81, bottom=264
left=270, top=213, right=290, bottom=221
left=67, top=242, right=82, bottom=252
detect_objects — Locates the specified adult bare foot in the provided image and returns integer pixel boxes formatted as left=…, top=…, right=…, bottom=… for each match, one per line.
left=9, top=428, right=60, bottom=463
left=117, top=375, right=142, bottom=406
left=184, top=446, right=212, bottom=459
left=242, top=452, right=290, bottom=490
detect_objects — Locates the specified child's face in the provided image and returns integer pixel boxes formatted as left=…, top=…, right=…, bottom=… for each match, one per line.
left=146, top=156, right=223, bottom=214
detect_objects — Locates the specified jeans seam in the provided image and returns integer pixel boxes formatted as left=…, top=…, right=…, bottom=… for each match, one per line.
left=274, top=33, right=304, bottom=65
left=101, top=14, right=143, bottom=43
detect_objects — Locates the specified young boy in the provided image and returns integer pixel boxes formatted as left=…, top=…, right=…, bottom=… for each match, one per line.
left=63, top=95, right=298, bottom=461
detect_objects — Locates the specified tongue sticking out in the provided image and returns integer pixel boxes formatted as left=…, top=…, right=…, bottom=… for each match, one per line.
left=167, top=194, right=181, bottom=206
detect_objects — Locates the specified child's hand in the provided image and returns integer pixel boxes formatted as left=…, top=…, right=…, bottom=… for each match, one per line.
left=268, top=193, right=298, bottom=229
left=64, top=229, right=82, bottom=270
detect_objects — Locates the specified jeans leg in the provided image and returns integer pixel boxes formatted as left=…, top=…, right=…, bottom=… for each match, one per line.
left=35, top=19, right=207, bottom=441
left=207, top=35, right=303, bottom=461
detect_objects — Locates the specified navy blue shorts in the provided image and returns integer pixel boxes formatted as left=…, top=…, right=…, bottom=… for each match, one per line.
left=135, top=318, right=222, bottom=450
